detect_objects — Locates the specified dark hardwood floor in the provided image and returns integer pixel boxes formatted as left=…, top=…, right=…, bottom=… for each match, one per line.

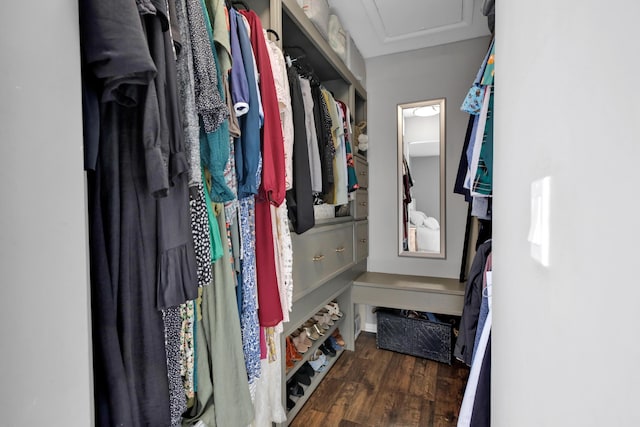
left=289, top=332, right=469, bottom=427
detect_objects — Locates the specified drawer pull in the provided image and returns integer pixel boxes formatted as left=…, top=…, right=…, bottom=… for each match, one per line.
left=359, top=202, right=367, bottom=206
left=359, top=171, right=367, bottom=176
left=360, top=239, right=367, bottom=243
left=312, top=255, right=325, bottom=262
left=335, top=247, right=345, bottom=253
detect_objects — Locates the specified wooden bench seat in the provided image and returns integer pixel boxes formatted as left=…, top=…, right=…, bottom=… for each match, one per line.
left=351, top=272, right=466, bottom=316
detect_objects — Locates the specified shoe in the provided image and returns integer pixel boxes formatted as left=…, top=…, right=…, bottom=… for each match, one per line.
left=303, top=325, right=320, bottom=341
left=293, top=370, right=311, bottom=386
left=313, top=314, right=331, bottom=330
left=312, top=322, right=325, bottom=337
left=328, top=335, right=344, bottom=351
left=317, top=309, right=336, bottom=325
left=322, top=306, right=340, bottom=321
left=332, top=328, right=345, bottom=347
left=287, top=379, right=304, bottom=397
left=291, top=333, right=310, bottom=354
left=296, top=329, right=313, bottom=347
left=325, top=301, right=343, bottom=318
left=324, top=339, right=337, bottom=354
left=286, top=397, right=295, bottom=411
left=319, top=342, right=336, bottom=357
left=308, top=350, right=327, bottom=372
left=300, top=361, right=315, bottom=378
left=287, top=336, right=304, bottom=361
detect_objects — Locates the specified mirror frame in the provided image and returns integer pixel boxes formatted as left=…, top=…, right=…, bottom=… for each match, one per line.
left=397, top=98, right=446, bottom=259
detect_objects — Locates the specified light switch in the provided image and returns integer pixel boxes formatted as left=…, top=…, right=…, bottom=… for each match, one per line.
left=527, top=176, right=551, bottom=266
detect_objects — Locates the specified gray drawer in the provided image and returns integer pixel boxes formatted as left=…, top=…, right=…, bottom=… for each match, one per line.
left=353, top=189, right=368, bottom=220
left=355, top=156, right=369, bottom=189
left=291, top=222, right=355, bottom=300
left=354, top=220, right=369, bottom=263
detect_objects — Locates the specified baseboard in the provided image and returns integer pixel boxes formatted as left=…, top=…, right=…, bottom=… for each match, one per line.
left=363, top=321, right=377, bottom=334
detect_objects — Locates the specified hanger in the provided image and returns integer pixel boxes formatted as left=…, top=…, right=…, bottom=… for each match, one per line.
left=231, top=1, right=250, bottom=10
left=266, top=29, right=280, bottom=41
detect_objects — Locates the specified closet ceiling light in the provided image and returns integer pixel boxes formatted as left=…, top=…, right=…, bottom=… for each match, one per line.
left=413, top=105, right=440, bottom=117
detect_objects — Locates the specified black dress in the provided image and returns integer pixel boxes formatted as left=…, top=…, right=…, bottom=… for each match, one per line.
left=82, top=0, right=198, bottom=425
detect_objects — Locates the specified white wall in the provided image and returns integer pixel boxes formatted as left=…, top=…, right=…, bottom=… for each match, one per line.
left=366, top=36, right=491, bottom=277
left=494, top=2, right=640, bottom=426
left=0, top=1, right=93, bottom=426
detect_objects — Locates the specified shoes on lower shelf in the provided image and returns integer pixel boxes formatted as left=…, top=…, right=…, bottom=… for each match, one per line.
left=319, top=342, right=336, bottom=357
left=286, top=396, right=295, bottom=411
left=300, top=361, right=315, bottom=378
left=328, top=335, right=344, bottom=351
left=308, top=349, right=328, bottom=372
left=325, top=301, right=343, bottom=319
left=332, top=328, right=345, bottom=347
left=293, top=370, right=312, bottom=386
left=287, top=379, right=304, bottom=398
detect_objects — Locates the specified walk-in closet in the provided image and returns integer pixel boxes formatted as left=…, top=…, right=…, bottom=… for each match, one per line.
left=4, top=1, right=640, bottom=427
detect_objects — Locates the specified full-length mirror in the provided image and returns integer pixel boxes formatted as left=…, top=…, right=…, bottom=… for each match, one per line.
left=398, top=98, right=446, bottom=258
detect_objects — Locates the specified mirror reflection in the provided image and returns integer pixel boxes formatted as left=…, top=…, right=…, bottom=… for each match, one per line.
left=398, top=98, right=446, bottom=258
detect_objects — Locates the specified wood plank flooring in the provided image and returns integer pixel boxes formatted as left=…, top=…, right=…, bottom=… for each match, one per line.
left=289, top=332, right=469, bottom=427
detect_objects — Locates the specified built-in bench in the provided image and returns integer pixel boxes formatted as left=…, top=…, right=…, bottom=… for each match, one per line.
left=351, top=272, right=466, bottom=316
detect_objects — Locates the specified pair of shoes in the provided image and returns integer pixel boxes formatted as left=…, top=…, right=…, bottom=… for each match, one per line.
left=291, top=329, right=312, bottom=353
left=299, top=361, right=315, bottom=378
left=312, top=313, right=332, bottom=330
left=328, top=335, right=344, bottom=351
left=286, top=397, right=295, bottom=411
left=325, top=301, right=343, bottom=319
left=287, top=378, right=304, bottom=397
left=293, top=369, right=312, bottom=386
left=303, top=321, right=325, bottom=340
left=287, top=336, right=303, bottom=360
left=319, top=341, right=336, bottom=357
left=332, top=328, right=345, bottom=347
left=285, top=336, right=303, bottom=371
left=308, top=349, right=328, bottom=372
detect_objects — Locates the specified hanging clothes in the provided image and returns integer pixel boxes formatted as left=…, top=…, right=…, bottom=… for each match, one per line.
left=186, top=0, right=228, bottom=134
left=162, top=306, right=188, bottom=427
left=337, top=100, right=359, bottom=193
left=239, top=196, right=262, bottom=386
left=454, top=240, right=492, bottom=365
left=82, top=0, right=202, bottom=423
left=240, top=9, right=285, bottom=328
left=264, top=30, right=295, bottom=192
left=311, top=84, right=335, bottom=197
left=263, top=33, right=295, bottom=323
left=458, top=261, right=492, bottom=427
left=250, top=329, right=287, bottom=427
left=239, top=10, right=286, bottom=206
left=298, top=77, right=323, bottom=193
left=231, top=7, right=261, bottom=198
left=471, top=87, right=494, bottom=196
left=186, top=205, right=255, bottom=427
left=198, top=0, right=234, bottom=202
left=174, top=0, right=202, bottom=186
left=286, top=65, right=315, bottom=234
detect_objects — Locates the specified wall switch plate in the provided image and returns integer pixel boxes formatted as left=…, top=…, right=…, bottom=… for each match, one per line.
left=527, top=176, right=551, bottom=267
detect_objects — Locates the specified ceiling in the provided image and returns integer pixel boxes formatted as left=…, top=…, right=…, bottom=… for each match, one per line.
left=327, top=0, right=491, bottom=58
